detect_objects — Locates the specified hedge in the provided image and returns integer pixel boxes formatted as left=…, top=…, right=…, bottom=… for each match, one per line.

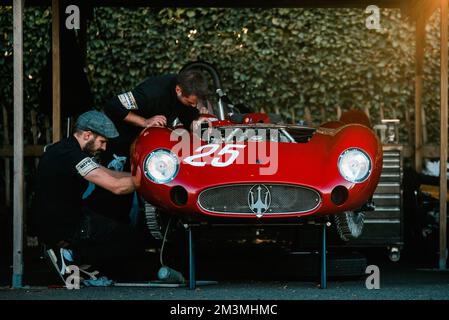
left=0, top=6, right=445, bottom=145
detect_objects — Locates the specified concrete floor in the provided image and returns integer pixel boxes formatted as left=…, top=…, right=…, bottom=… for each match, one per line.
left=0, top=270, right=449, bottom=300
left=1, top=247, right=449, bottom=300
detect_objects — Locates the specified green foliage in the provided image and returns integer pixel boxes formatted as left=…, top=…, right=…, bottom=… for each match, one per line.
left=1, top=6, right=51, bottom=145
left=0, top=7, right=445, bottom=144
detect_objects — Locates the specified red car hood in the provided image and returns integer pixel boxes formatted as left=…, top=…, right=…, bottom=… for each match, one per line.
left=132, top=123, right=382, bottom=218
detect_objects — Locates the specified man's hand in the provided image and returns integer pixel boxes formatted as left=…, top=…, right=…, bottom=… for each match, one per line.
left=124, top=112, right=167, bottom=128
left=144, top=115, right=167, bottom=127
left=191, top=116, right=213, bottom=133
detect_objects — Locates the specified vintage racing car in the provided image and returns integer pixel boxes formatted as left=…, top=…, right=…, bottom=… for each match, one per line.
left=131, top=62, right=383, bottom=248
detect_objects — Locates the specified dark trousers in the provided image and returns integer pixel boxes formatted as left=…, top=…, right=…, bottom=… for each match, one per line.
left=66, top=207, right=146, bottom=267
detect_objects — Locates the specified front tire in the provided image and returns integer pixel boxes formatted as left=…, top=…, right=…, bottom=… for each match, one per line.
left=333, top=211, right=365, bottom=241
left=144, top=201, right=166, bottom=241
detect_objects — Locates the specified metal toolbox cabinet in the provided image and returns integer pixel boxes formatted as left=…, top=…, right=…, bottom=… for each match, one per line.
left=344, top=145, right=404, bottom=261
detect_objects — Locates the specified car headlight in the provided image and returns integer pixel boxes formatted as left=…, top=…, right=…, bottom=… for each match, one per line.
left=143, top=149, right=179, bottom=184
left=338, top=148, right=372, bottom=183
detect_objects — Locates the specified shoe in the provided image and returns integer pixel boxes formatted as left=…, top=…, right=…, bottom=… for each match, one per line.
left=78, top=264, right=100, bottom=280
left=44, top=248, right=103, bottom=287
left=44, top=248, right=74, bottom=284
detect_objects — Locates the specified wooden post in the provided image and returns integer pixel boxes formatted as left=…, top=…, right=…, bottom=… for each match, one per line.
left=379, top=103, right=385, bottom=120
left=52, top=0, right=61, bottom=143
left=415, top=16, right=426, bottom=173
left=422, top=107, right=428, bottom=145
left=439, top=0, right=448, bottom=270
left=2, top=106, right=11, bottom=208
left=405, top=107, right=414, bottom=148
left=12, top=0, right=24, bottom=289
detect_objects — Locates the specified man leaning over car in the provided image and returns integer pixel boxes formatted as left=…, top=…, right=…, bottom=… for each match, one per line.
left=83, top=68, right=212, bottom=224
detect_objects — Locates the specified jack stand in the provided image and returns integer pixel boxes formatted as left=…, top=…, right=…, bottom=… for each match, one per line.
left=320, top=223, right=327, bottom=289
left=188, top=226, right=196, bottom=290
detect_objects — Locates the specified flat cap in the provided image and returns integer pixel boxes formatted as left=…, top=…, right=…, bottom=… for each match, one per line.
left=75, top=110, right=119, bottom=139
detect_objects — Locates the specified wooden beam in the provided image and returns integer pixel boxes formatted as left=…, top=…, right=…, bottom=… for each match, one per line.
left=439, top=0, right=448, bottom=270
left=52, top=0, right=61, bottom=143
left=12, top=0, right=24, bottom=289
left=0, top=145, right=45, bottom=158
left=415, top=15, right=425, bottom=173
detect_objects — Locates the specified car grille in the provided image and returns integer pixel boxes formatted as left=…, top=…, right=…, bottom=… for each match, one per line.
left=198, top=184, right=321, bottom=215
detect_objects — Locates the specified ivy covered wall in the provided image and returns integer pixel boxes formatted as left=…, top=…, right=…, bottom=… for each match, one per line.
left=0, top=6, right=444, bottom=145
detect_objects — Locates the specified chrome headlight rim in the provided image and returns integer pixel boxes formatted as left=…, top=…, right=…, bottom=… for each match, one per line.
left=143, top=148, right=179, bottom=184
left=338, top=147, right=372, bottom=184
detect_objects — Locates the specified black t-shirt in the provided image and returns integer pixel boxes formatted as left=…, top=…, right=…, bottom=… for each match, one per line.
left=35, top=136, right=100, bottom=244
left=104, top=74, right=199, bottom=143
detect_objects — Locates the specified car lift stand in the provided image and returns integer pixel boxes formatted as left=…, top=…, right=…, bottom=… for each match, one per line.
left=320, top=222, right=329, bottom=289
left=188, top=225, right=196, bottom=290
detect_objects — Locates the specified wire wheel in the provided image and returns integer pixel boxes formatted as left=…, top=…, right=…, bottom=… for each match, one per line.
left=333, top=211, right=365, bottom=241
left=144, top=201, right=165, bottom=240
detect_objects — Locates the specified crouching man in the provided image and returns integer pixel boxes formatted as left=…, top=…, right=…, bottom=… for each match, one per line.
left=35, top=110, right=145, bottom=286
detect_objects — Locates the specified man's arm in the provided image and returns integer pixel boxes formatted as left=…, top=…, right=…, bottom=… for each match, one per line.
left=84, top=166, right=135, bottom=195
left=103, top=167, right=132, bottom=178
left=124, top=111, right=167, bottom=128
left=123, top=111, right=146, bottom=127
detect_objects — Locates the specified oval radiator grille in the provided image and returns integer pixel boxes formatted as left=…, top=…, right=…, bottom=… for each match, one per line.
left=198, top=184, right=321, bottom=216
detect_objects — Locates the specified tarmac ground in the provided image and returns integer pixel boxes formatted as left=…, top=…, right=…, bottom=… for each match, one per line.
left=1, top=243, right=449, bottom=301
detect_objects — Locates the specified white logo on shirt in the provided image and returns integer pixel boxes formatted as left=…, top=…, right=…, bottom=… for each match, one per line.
left=76, top=157, right=100, bottom=177
left=118, top=91, right=138, bottom=110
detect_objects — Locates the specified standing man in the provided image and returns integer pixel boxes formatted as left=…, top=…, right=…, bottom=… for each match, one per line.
left=84, top=69, right=211, bottom=222
left=36, top=110, right=145, bottom=284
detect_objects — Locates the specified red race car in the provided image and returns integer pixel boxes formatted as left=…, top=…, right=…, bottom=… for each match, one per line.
left=131, top=62, right=383, bottom=245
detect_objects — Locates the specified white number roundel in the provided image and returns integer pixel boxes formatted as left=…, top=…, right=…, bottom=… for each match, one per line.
left=183, top=144, right=246, bottom=167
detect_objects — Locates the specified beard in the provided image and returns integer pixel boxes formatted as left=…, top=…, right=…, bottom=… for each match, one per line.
left=83, top=139, right=101, bottom=157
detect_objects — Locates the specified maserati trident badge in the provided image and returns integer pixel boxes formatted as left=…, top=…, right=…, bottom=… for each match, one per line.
left=248, top=185, right=271, bottom=217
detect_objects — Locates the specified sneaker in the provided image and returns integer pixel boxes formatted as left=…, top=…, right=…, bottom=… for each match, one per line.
left=44, top=248, right=103, bottom=287
left=78, top=264, right=100, bottom=280
left=44, top=248, right=73, bottom=284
